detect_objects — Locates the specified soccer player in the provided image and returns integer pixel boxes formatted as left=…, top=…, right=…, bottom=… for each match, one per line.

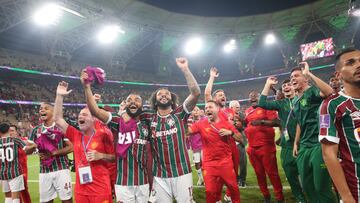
left=229, top=100, right=247, bottom=187
left=257, top=77, right=306, bottom=202
left=53, top=81, right=115, bottom=203
left=141, top=57, right=200, bottom=203
left=0, top=123, right=36, bottom=203
left=205, top=67, right=239, bottom=201
left=187, top=106, right=204, bottom=186
left=29, top=102, right=73, bottom=203
left=81, top=71, right=151, bottom=203
left=245, top=90, right=284, bottom=203
left=319, top=48, right=360, bottom=203
left=328, top=74, right=341, bottom=93
left=188, top=101, right=244, bottom=203
left=291, top=62, right=335, bottom=202
left=9, top=125, right=31, bottom=203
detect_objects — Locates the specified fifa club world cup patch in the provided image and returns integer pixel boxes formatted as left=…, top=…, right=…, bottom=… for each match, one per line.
left=319, top=114, right=330, bottom=128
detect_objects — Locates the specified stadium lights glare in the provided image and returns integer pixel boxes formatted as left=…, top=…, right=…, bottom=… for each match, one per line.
left=223, top=39, right=236, bottom=53
left=349, top=0, right=360, bottom=17
left=97, top=25, right=125, bottom=44
left=33, top=3, right=63, bottom=26
left=264, top=33, right=276, bottom=45
left=185, top=37, right=203, bottom=55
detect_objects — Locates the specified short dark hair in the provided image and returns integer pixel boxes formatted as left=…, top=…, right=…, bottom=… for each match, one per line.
left=206, top=100, right=219, bottom=106
left=282, top=79, right=291, bottom=85
left=9, top=124, right=18, bottom=131
left=41, top=102, right=54, bottom=107
left=212, top=89, right=225, bottom=97
left=328, top=74, right=336, bottom=81
left=0, top=123, right=10, bottom=134
left=335, top=48, right=358, bottom=70
left=290, top=66, right=302, bottom=74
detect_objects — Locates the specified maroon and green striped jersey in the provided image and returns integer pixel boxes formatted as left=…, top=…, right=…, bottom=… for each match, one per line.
left=319, top=92, right=360, bottom=164
left=141, top=104, right=192, bottom=178
left=107, top=112, right=149, bottom=186
left=0, top=136, right=26, bottom=180
left=29, top=123, right=69, bottom=173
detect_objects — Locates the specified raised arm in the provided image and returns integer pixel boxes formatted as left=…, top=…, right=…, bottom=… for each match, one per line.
left=53, top=81, right=71, bottom=133
left=258, top=76, right=281, bottom=110
left=80, top=70, right=111, bottom=123
left=176, top=58, right=201, bottom=112
left=301, top=62, right=333, bottom=98
left=204, top=67, right=219, bottom=102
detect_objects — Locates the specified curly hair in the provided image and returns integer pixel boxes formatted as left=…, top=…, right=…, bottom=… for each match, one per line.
left=149, top=88, right=178, bottom=111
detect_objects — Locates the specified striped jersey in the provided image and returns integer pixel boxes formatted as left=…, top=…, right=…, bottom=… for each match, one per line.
left=141, top=104, right=192, bottom=178
left=29, top=123, right=69, bottom=173
left=319, top=91, right=360, bottom=201
left=319, top=91, right=360, bottom=164
left=0, top=136, right=26, bottom=180
left=107, top=112, right=149, bottom=186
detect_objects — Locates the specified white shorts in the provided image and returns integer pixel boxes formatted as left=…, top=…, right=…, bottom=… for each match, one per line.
left=2, top=175, right=24, bottom=192
left=193, top=151, right=202, bottom=164
left=115, top=184, right=149, bottom=203
left=39, top=169, right=72, bottom=202
left=153, top=173, right=194, bottom=203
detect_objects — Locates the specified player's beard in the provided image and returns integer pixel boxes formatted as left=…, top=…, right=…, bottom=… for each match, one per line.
left=125, top=107, right=143, bottom=118
left=156, top=99, right=173, bottom=109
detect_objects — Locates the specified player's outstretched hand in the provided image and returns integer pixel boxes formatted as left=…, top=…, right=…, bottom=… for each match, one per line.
left=210, top=67, right=219, bottom=78
left=93, top=94, right=101, bottom=103
left=56, top=81, right=72, bottom=97
left=299, top=61, right=310, bottom=77
left=175, top=57, right=189, bottom=71
left=266, top=76, right=278, bottom=86
left=80, top=69, right=90, bottom=86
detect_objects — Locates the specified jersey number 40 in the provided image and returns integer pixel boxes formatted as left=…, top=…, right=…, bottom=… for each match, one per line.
left=0, top=148, right=14, bottom=162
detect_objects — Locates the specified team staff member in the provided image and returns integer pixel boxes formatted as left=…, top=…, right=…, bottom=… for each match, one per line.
left=320, top=48, right=360, bottom=203
left=245, top=91, right=284, bottom=203
left=258, top=77, right=306, bottom=202
left=291, top=62, right=335, bottom=203
left=53, top=81, right=115, bottom=203
left=188, top=101, right=244, bottom=203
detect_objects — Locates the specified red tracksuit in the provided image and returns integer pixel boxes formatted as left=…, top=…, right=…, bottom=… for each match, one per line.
left=19, top=137, right=31, bottom=203
left=190, top=118, right=241, bottom=203
left=244, top=106, right=284, bottom=201
left=219, top=109, right=241, bottom=198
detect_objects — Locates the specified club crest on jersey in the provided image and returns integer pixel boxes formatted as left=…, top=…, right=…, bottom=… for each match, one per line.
left=141, top=127, right=148, bottom=136
left=319, top=114, right=330, bottom=128
left=166, top=118, right=175, bottom=127
left=350, top=111, right=360, bottom=121
left=300, top=98, right=307, bottom=107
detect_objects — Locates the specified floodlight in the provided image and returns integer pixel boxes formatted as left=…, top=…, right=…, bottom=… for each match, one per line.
left=185, top=37, right=203, bottom=55
left=349, top=0, right=360, bottom=16
left=264, top=33, right=276, bottom=45
left=97, top=25, right=125, bottom=44
left=33, top=3, right=63, bottom=26
left=223, top=39, right=236, bottom=53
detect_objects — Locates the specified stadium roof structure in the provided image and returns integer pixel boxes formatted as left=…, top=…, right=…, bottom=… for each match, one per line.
left=0, top=0, right=356, bottom=76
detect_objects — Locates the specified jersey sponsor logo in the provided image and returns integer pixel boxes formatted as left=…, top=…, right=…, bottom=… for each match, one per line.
left=350, top=111, right=360, bottom=121
left=319, top=114, right=330, bottom=128
left=134, top=139, right=147, bottom=145
left=154, top=127, right=178, bottom=137
left=118, top=131, right=136, bottom=144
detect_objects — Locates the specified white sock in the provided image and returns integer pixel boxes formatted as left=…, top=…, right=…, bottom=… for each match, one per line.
left=12, top=199, right=20, bottom=203
left=5, top=198, right=12, bottom=203
left=197, top=169, right=203, bottom=180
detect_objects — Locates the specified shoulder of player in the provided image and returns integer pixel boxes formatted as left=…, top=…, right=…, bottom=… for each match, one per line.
left=320, top=93, right=343, bottom=113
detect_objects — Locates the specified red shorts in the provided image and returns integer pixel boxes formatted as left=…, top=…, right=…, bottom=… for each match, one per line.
left=75, top=194, right=112, bottom=203
left=203, top=165, right=241, bottom=203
